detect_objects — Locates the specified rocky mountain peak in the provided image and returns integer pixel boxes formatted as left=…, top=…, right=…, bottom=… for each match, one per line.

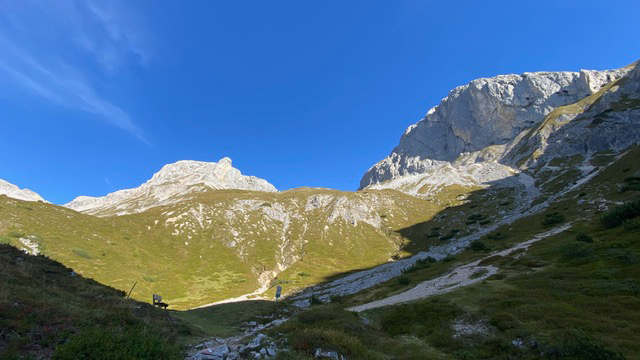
left=360, top=63, right=636, bottom=192
left=65, top=157, right=277, bottom=216
left=0, top=179, right=47, bottom=203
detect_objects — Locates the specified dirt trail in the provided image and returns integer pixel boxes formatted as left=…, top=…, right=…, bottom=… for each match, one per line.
left=348, top=224, right=570, bottom=312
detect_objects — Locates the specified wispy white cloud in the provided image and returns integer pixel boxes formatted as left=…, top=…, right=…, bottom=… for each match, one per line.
left=0, top=0, right=152, bottom=143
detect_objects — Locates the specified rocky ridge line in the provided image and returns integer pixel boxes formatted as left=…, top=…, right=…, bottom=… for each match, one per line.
left=65, top=157, right=278, bottom=216
left=0, top=179, right=47, bottom=203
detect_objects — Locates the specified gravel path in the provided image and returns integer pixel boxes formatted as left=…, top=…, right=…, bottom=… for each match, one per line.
left=348, top=224, right=571, bottom=312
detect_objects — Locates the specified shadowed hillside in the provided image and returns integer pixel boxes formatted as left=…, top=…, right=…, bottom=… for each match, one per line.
left=0, top=244, right=190, bottom=359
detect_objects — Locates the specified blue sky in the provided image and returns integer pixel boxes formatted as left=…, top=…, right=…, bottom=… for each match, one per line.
left=1, top=1, right=638, bottom=204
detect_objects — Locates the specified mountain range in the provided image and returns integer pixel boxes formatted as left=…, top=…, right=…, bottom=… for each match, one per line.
left=1, top=61, right=639, bottom=311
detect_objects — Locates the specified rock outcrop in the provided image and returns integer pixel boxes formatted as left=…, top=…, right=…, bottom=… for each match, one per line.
left=65, top=157, right=278, bottom=216
left=0, top=179, right=47, bottom=202
left=360, top=64, right=636, bottom=193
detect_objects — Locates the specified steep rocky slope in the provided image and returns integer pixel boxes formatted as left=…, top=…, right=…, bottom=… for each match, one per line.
left=0, top=179, right=47, bottom=202
left=65, top=157, right=277, bottom=216
left=360, top=63, right=637, bottom=195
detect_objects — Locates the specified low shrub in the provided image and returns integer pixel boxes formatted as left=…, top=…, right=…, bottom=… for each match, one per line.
left=72, top=249, right=92, bottom=259
left=52, top=326, right=182, bottom=360
left=467, top=214, right=486, bottom=221
left=290, top=328, right=366, bottom=358
left=469, top=268, right=489, bottom=279
left=297, top=307, right=355, bottom=325
left=470, top=240, right=488, bottom=251
left=601, top=198, right=640, bottom=228
left=402, top=258, right=432, bottom=274
left=547, top=330, right=626, bottom=360
left=542, top=212, right=565, bottom=226
left=623, top=219, right=640, bottom=231
left=559, top=242, right=594, bottom=260
left=379, top=299, right=462, bottom=338
left=439, top=234, right=454, bottom=241
left=397, top=276, right=411, bottom=286
left=575, top=233, right=594, bottom=243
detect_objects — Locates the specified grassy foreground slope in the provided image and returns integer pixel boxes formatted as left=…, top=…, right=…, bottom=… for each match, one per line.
left=268, top=146, right=640, bottom=359
left=0, top=243, right=189, bottom=359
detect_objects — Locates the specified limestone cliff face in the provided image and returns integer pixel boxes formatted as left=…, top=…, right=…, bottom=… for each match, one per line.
left=65, top=157, right=278, bottom=216
left=0, top=179, right=47, bottom=203
left=360, top=64, right=636, bottom=193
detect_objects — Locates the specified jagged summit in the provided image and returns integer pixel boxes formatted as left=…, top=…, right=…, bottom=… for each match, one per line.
left=65, top=157, right=277, bottom=216
left=0, top=179, right=47, bottom=203
left=360, top=63, right=637, bottom=193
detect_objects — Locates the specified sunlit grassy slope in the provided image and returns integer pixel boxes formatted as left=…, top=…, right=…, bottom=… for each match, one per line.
left=0, top=188, right=450, bottom=309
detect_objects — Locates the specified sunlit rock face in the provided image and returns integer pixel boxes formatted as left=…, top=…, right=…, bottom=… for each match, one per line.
left=360, top=64, right=634, bottom=193
left=65, top=157, right=278, bottom=216
left=0, top=179, right=47, bottom=202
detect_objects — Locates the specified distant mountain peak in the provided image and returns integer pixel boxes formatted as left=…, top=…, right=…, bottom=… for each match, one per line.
left=0, top=179, right=47, bottom=203
left=65, top=157, right=277, bottom=216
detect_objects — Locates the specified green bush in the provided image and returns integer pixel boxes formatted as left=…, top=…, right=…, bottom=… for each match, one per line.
left=290, top=328, right=365, bottom=358
left=559, top=242, right=594, bottom=260
left=623, top=219, right=640, bottom=231
left=575, top=233, right=594, bottom=243
left=297, top=307, right=355, bottom=325
left=470, top=240, right=488, bottom=251
left=548, top=330, right=626, bottom=360
left=52, top=326, right=182, bottom=360
left=469, top=268, right=489, bottom=279
left=487, top=232, right=505, bottom=240
left=467, top=214, right=485, bottom=221
left=439, top=234, right=454, bottom=241
left=402, top=259, right=431, bottom=274
left=542, top=212, right=565, bottom=226
left=397, top=276, right=411, bottom=286
left=72, top=249, right=92, bottom=259
left=489, top=312, right=518, bottom=331
left=601, top=198, right=640, bottom=228
left=379, top=299, right=462, bottom=337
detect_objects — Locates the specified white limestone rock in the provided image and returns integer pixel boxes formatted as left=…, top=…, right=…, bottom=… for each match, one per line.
left=0, top=179, right=47, bottom=202
left=360, top=65, right=633, bottom=192
left=65, top=157, right=277, bottom=216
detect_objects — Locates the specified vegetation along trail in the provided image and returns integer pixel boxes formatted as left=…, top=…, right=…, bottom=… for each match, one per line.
left=348, top=224, right=571, bottom=312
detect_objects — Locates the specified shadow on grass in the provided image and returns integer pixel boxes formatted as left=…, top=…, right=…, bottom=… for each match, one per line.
left=171, top=300, right=285, bottom=340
